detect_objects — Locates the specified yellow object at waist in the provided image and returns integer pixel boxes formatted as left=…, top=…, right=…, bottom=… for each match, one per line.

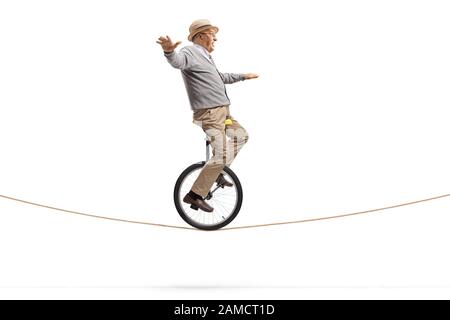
left=224, top=118, right=233, bottom=125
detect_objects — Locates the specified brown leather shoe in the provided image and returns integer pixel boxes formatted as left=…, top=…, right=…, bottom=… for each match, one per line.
left=216, top=173, right=233, bottom=188
left=183, top=193, right=214, bottom=213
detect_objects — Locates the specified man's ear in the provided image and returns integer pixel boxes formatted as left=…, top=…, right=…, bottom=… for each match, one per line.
left=193, top=34, right=202, bottom=42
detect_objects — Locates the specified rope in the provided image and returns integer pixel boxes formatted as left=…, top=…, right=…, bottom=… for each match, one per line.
left=0, top=194, right=194, bottom=231
left=1, top=193, right=449, bottom=231
left=221, top=193, right=450, bottom=230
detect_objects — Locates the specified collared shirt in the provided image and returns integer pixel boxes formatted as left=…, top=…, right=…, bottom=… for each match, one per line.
left=164, top=45, right=245, bottom=110
left=193, top=44, right=214, bottom=64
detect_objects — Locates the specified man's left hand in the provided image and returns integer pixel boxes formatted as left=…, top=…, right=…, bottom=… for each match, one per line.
left=244, top=73, right=259, bottom=80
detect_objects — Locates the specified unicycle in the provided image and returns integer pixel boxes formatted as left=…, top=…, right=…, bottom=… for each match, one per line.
left=173, top=139, right=243, bottom=230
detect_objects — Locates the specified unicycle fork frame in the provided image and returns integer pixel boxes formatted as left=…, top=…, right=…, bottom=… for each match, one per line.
left=205, top=138, right=211, bottom=162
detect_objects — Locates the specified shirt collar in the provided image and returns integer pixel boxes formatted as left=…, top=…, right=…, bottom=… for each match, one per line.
left=194, top=44, right=213, bottom=63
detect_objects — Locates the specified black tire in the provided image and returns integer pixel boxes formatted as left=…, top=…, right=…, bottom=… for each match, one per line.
left=173, top=162, right=243, bottom=230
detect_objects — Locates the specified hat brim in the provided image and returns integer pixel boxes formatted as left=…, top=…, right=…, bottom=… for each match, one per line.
left=188, top=25, right=219, bottom=42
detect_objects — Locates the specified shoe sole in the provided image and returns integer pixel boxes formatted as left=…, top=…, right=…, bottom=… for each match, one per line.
left=183, top=198, right=213, bottom=213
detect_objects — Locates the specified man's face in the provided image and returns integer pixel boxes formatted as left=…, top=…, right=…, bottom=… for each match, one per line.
left=199, top=29, right=217, bottom=52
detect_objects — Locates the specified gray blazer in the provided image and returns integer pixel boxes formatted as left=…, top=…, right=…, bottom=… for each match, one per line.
left=164, top=45, right=245, bottom=110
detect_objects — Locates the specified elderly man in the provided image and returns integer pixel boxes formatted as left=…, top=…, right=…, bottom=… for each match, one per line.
left=157, top=19, right=258, bottom=213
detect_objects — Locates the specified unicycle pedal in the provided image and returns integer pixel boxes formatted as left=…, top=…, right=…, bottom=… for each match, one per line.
left=190, top=204, right=199, bottom=210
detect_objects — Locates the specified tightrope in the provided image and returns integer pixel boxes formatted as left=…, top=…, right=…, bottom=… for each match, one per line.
left=1, top=193, right=449, bottom=231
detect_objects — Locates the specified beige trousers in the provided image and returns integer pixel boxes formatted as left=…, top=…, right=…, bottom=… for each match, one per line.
left=191, top=105, right=249, bottom=197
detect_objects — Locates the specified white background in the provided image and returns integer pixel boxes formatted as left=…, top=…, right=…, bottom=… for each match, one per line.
left=1, top=0, right=450, bottom=299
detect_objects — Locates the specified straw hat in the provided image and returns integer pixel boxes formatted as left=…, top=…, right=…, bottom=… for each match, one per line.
left=188, top=19, right=219, bottom=42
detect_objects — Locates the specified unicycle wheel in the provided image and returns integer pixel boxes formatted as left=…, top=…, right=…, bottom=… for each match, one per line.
left=173, top=162, right=243, bottom=230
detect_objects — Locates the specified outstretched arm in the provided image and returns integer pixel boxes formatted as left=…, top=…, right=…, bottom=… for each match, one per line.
left=219, top=72, right=259, bottom=84
left=156, top=35, right=193, bottom=70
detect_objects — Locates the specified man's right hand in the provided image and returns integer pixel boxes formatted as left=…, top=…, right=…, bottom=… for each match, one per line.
left=156, top=35, right=181, bottom=53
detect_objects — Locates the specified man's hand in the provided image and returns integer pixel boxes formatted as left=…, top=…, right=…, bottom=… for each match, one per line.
left=156, top=35, right=181, bottom=53
left=243, top=73, right=259, bottom=80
